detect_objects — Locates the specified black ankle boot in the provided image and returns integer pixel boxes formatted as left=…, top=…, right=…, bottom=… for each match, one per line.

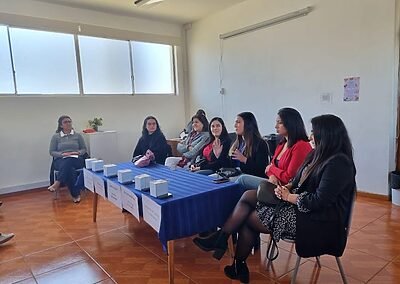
left=198, top=228, right=217, bottom=238
left=224, top=258, right=249, bottom=283
left=193, top=230, right=229, bottom=260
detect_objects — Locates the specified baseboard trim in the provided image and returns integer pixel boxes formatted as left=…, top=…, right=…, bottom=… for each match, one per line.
left=357, top=191, right=390, bottom=201
left=0, top=181, right=49, bottom=195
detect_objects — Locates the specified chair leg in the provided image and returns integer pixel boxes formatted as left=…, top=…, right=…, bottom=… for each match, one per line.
left=291, top=256, right=301, bottom=284
left=265, top=237, right=276, bottom=269
left=335, top=257, right=348, bottom=284
left=53, top=171, right=59, bottom=200
left=265, top=237, right=275, bottom=269
left=315, top=256, right=321, bottom=268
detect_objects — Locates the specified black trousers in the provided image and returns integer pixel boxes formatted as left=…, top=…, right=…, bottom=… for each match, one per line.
left=53, top=157, right=85, bottom=197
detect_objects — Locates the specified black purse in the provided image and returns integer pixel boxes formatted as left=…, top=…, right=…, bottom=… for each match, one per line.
left=256, top=180, right=280, bottom=205
left=216, top=167, right=242, bottom=179
left=257, top=180, right=283, bottom=261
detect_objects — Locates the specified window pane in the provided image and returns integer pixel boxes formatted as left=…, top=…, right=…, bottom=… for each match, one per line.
left=9, top=28, right=79, bottom=94
left=79, top=36, right=132, bottom=94
left=0, top=26, right=14, bottom=94
left=132, top=41, right=174, bottom=94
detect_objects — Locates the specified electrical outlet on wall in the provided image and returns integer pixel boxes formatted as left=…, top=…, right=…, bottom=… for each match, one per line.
left=320, top=92, right=333, bottom=103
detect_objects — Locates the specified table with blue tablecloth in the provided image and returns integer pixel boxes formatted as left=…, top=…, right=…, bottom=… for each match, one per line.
left=86, top=162, right=244, bottom=284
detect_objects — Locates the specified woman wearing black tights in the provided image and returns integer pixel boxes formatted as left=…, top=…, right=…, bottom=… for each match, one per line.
left=193, top=114, right=356, bottom=283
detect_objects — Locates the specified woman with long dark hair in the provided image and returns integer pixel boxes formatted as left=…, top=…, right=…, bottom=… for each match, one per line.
left=133, top=116, right=170, bottom=164
left=236, top=107, right=312, bottom=189
left=191, top=117, right=232, bottom=175
left=193, top=114, right=356, bottom=283
left=49, top=115, right=87, bottom=203
left=229, top=112, right=268, bottom=178
left=165, top=114, right=209, bottom=168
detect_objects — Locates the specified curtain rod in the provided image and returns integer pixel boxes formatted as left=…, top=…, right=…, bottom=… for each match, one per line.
left=220, top=6, right=313, bottom=40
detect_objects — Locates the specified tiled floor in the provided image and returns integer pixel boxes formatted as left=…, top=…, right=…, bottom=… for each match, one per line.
left=0, top=189, right=399, bottom=283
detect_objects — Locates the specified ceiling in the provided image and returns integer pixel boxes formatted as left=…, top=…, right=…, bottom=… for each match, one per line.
left=34, top=0, right=247, bottom=24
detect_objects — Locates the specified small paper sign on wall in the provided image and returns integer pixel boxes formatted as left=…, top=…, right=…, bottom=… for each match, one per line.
left=107, top=180, right=123, bottom=209
left=83, top=168, right=94, bottom=192
left=121, top=186, right=140, bottom=222
left=93, top=175, right=106, bottom=198
left=142, top=195, right=161, bottom=233
left=344, top=77, right=360, bottom=102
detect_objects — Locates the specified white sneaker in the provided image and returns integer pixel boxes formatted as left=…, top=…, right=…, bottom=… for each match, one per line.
left=0, top=233, right=15, bottom=245
left=72, top=196, right=81, bottom=203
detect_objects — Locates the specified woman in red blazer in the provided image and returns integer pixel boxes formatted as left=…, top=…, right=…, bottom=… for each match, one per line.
left=236, top=107, right=312, bottom=189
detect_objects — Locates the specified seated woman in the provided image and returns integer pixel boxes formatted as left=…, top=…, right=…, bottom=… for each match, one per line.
left=48, top=115, right=87, bottom=203
left=165, top=114, right=209, bottom=168
left=182, top=109, right=206, bottom=139
left=193, top=114, right=356, bottom=283
left=190, top=117, right=232, bottom=175
left=133, top=116, right=170, bottom=164
left=228, top=112, right=268, bottom=179
left=236, top=107, right=312, bottom=189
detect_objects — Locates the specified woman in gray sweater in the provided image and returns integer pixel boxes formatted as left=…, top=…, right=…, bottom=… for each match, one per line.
left=48, top=115, right=87, bottom=203
left=165, top=114, right=209, bottom=168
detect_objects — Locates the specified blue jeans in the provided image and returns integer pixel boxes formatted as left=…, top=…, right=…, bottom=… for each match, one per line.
left=235, top=174, right=267, bottom=190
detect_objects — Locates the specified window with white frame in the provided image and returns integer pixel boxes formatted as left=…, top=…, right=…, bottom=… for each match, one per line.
left=0, top=26, right=14, bottom=94
left=131, top=41, right=174, bottom=94
left=9, top=28, right=79, bottom=94
left=79, top=36, right=133, bottom=94
left=0, top=25, right=177, bottom=96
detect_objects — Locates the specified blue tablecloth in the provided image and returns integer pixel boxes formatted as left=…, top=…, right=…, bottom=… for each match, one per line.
left=90, top=162, right=244, bottom=249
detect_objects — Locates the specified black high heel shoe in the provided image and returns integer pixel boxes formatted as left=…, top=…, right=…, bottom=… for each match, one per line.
left=193, top=229, right=229, bottom=260
left=224, top=258, right=249, bottom=283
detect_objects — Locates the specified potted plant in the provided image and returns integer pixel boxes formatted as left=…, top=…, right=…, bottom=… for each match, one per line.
left=88, top=117, right=103, bottom=132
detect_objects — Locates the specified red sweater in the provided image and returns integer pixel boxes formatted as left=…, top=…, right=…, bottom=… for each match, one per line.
left=266, top=140, right=312, bottom=184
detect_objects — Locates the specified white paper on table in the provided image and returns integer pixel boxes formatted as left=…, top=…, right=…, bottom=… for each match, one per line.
left=107, top=180, right=123, bottom=209
left=93, top=174, right=106, bottom=198
left=142, top=195, right=162, bottom=233
left=121, top=186, right=140, bottom=222
left=83, top=168, right=94, bottom=192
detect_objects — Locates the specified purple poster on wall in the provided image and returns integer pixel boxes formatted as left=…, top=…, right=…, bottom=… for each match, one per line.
left=343, top=77, right=360, bottom=102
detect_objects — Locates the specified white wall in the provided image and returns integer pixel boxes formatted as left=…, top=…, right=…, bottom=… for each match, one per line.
left=186, top=0, right=398, bottom=195
left=0, top=0, right=186, bottom=193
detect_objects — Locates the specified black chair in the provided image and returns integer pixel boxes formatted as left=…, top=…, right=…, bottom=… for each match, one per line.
left=262, top=134, right=282, bottom=162
left=265, top=189, right=356, bottom=284
left=49, top=154, right=88, bottom=199
left=228, top=132, right=237, bottom=144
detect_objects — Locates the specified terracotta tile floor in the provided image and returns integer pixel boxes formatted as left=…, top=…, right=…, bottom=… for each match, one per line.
left=0, top=188, right=399, bottom=283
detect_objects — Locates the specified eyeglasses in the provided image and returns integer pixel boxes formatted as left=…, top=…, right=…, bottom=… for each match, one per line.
left=62, top=120, right=72, bottom=124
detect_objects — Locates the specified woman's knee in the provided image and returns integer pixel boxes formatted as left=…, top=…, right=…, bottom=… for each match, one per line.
left=239, top=190, right=257, bottom=205
left=247, top=211, right=269, bottom=234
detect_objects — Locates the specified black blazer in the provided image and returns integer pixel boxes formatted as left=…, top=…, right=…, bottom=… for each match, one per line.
left=133, top=132, right=170, bottom=164
left=197, top=137, right=232, bottom=172
left=238, top=136, right=268, bottom=178
left=293, top=154, right=356, bottom=258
